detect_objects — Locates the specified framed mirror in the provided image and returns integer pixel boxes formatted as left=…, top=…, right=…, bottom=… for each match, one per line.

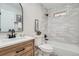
left=0, top=3, right=23, bottom=32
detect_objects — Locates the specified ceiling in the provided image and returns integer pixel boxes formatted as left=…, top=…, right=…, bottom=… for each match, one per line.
left=41, top=3, right=79, bottom=11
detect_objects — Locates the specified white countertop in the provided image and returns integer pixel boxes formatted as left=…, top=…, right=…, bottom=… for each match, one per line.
left=0, top=36, right=35, bottom=48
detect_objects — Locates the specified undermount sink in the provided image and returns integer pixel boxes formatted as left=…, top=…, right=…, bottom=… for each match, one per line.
left=0, top=36, right=33, bottom=42
left=8, top=37, right=25, bottom=40
left=1, top=37, right=24, bottom=41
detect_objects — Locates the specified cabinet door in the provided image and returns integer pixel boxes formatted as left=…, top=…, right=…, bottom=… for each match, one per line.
left=3, top=51, right=16, bottom=56
left=16, top=42, right=33, bottom=55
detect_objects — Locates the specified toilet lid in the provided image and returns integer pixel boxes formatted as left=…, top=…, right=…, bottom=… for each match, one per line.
left=38, top=44, right=54, bottom=53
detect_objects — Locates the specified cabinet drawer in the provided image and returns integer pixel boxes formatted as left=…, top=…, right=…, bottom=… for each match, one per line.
left=21, top=50, right=33, bottom=56
left=3, top=45, right=33, bottom=56
left=16, top=44, right=33, bottom=55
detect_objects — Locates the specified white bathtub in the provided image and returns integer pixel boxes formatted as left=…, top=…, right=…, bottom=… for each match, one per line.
left=47, top=40, right=79, bottom=56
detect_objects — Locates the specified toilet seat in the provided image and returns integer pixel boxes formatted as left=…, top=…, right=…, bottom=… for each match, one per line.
left=38, top=44, right=54, bottom=53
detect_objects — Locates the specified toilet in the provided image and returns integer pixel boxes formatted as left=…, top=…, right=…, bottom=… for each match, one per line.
left=35, top=35, right=54, bottom=56
left=38, top=43, right=54, bottom=56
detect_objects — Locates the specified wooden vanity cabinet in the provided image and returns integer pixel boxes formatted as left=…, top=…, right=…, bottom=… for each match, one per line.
left=0, top=39, right=35, bottom=56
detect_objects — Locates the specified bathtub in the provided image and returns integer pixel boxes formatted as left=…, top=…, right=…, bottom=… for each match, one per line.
left=47, top=40, right=79, bottom=56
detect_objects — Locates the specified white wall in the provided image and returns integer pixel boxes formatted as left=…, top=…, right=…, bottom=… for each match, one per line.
left=0, top=3, right=46, bottom=38
left=21, top=3, right=46, bottom=36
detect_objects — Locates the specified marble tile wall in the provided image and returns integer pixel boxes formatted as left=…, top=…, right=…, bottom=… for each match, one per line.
left=47, top=8, right=79, bottom=44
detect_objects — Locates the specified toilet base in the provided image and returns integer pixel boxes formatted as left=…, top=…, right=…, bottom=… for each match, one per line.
left=35, top=44, right=54, bottom=56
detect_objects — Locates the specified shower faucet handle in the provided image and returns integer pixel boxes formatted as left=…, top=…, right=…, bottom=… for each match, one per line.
left=44, top=34, right=47, bottom=38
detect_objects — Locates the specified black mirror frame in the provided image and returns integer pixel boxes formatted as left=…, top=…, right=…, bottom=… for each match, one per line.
left=19, top=3, right=23, bottom=32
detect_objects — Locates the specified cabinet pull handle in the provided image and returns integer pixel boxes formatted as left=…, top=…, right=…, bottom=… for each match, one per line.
left=16, top=48, right=25, bottom=53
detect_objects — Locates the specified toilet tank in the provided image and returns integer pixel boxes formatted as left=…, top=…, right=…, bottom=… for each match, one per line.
left=35, top=35, right=44, bottom=46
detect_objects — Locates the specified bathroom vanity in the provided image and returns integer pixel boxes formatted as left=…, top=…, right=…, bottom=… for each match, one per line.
left=0, top=37, right=35, bottom=56
left=0, top=3, right=35, bottom=56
